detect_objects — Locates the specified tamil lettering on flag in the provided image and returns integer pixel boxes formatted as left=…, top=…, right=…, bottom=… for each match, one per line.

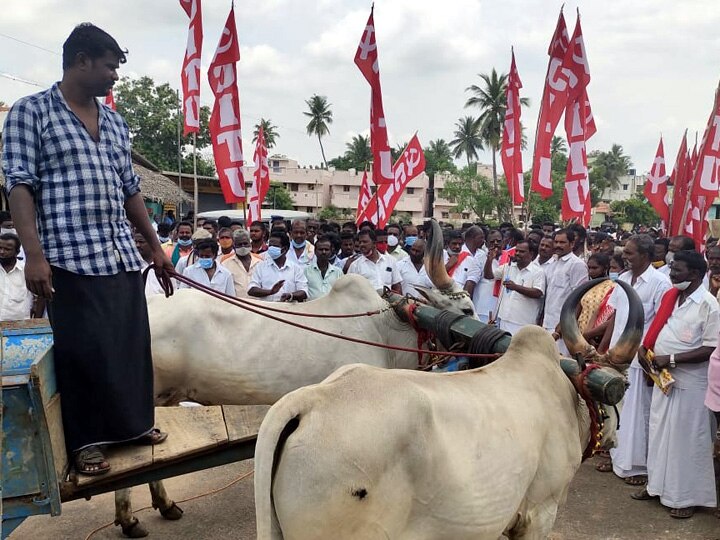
left=356, top=169, right=372, bottom=223
left=561, top=15, right=595, bottom=226
left=247, top=126, right=270, bottom=225
left=103, top=90, right=116, bottom=111
left=180, top=0, right=203, bottom=136
left=530, top=8, right=570, bottom=198
left=643, top=137, right=669, bottom=224
left=668, top=131, right=690, bottom=236
left=208, top=7, right=245, bottom=203
left=357, top=134, right=426, bottom=228
left=355, top=6, right=393, bottom=185
left=501, top=49, right=525, bottom=205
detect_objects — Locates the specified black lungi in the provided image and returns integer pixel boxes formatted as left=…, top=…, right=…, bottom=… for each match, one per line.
left=48, top=267, right=154, bottom=453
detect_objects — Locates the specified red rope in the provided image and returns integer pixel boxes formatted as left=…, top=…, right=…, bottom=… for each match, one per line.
left=577, top=363, right=603, bottom=461
left=162, top=268, right=500, bottom=360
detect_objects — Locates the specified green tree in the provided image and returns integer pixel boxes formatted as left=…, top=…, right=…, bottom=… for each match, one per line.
left=449, top=116, right=483, bottom=167
left=253, top=118, right=279, bottom=149
left=391, top=142, right=408, bottom=162
left=610, top=195, right=659, bottom=227
left=424, top=139, right=456, bottom=176
left=344, top=135, right=372, bottom=170
left=304, top=94, right=333, bottom=169
left=265, top=181, right=295, bottom=210
left=551, top=135, right=567, bottom=157
left=114, top=76, right=215, bottom=176
left=464, top=68, right=529, bottom=196
left=590, top=144, right=633, bottom=194
left=318, top=204, right=344, bottom=220
left=443, top=166, right=496, bottom=221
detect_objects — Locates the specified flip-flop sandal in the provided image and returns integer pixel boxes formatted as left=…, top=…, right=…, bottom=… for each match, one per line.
left=134, top=428, right=168, bottom=446
left=624, top=475, right=647, bottom=486
left=595, top=459, right=613, bottom=472
left=630, top=488, right=657, bottom=501
left=670, top=507, right=695, bottom=519
left=75, top=446, right=111, bottom=476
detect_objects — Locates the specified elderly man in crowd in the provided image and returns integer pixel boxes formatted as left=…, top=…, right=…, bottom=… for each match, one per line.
left=216, top=227, right=236, bottom=263
left=599, top=234, right=672, bottom=485
left=305, top=236, right=342, bottom=300
left=287, top=219, right=314, bottom=266
left=222, top=229, right=261, bottom=298
left=347, top=228, right=402, bottom=293
left=248, top=231, right=308, bottom=302
left=630, top=250, right=719, bottom=519
left=396, top=238, right=433, bottom=296
left=180, top=239, right=235, bottom=296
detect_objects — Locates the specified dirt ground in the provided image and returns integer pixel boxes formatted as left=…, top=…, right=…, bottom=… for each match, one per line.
left=12, top=458, right=720, bottom=540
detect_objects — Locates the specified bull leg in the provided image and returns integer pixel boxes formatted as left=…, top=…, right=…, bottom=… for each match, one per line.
left=114, top=488, right=149, bottom=538
left=149, top=480, right=184, bottom=520
left=506, top=495, right=563, bottom=540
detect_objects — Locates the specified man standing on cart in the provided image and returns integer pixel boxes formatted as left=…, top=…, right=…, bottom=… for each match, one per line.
left=1, top=24, right=174, bottom=475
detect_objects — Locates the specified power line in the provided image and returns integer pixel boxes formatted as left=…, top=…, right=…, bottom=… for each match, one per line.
left=0, top=31, right=60, bottom=56
left=0, top=71, right=46, bottom=88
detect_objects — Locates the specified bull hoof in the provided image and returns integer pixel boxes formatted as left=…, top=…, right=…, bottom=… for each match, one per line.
left=159, top=501, right=184, bottom=521
left=117, top=517, right=149, bottom=538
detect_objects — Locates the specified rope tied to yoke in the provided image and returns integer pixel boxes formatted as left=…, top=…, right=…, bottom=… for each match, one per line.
left=576, top=363, right=604, bottom=461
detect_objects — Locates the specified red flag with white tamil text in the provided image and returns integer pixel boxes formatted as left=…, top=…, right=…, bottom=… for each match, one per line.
left=247, top=126, right=269, bottom=225
left=643, top=137, right=669, bottom=225
left=501, top=49, right=525, bottom=205
left=180, top=0, right=203, bottom=136
left=668, top=131, right=689, bottom=236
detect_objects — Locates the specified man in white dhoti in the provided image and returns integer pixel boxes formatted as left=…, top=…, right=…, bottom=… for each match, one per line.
left=630, top=250, right=718, bottom=518
left=602, top=234, right=671, bottom=484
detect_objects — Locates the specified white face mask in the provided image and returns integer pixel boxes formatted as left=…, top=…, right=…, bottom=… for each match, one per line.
left=235, top=247, right=251, bottom=257
left=1, top=228, right=16, bottom=236
left=665, top=252, right=675, bottom=265
left=387, top=235, right=399, bottom=248
left=609, top=272, right=620, bottom=280
left=673, top=280, right=692, bottom=291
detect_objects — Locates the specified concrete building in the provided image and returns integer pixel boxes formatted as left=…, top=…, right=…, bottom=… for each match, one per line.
left=599, top=169, right=647, bottom=202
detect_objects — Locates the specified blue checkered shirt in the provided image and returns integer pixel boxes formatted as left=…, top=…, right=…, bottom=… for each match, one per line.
left=1, top=83, right=144, bottom=275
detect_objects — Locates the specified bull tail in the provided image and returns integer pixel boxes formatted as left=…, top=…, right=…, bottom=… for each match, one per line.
left=254, top=397, right=305, bottom=540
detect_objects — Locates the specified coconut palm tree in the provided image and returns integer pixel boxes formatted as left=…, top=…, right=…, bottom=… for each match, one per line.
left=465, top=69, right=529, bottom=195
left=303, top=95, right=333, bottom=169
left=344, top=134, right=372, bottom=170
left=550, top=135, right=567, bottom=157
left=252, top=118, right=279, bottom=149
left=449, top=116, right=483, bottom=167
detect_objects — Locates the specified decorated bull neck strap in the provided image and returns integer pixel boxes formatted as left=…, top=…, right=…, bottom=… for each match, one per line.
left=577, top=363, right=604, bottom=461
left=439, top=288, right=470, bottom=300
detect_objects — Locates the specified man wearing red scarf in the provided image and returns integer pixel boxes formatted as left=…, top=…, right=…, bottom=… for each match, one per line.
left=631, top=250, right=719, bottom=518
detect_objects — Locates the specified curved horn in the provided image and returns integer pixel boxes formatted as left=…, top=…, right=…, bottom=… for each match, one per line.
left=559, top=278, right=604, bottom=357
left=424, top=219, right=454, bottom=291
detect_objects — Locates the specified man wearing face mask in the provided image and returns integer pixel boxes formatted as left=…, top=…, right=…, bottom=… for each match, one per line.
left=166, top=221, right=194, bottom=266
left=347, top=229, right=402, bottom=293
left=632, top=250, right=719, bottom=518
left=249, top=232, right=308, bottom=302
left=386, top=223, right=408, bottom=261
left=175, top=228, right=212, bottom=275
left=222, top=229, right=261, bottom=298
left=659, top=235, right=695, bottom=277
left=180, top=239, right=235, bottom=296
left=216, top=227, right=236, bottom=263
left=403, top=225, right=419, bottom=253
left=396, top=239, right=433, bottom=296
left=305, top=236, right=342, bottom=300
left=286, top=219, right=314, bottom=267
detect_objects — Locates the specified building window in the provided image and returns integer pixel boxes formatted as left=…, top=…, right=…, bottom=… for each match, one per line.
left=442, top=212, right=449, bottom=219
left=462, top=213, right=470, bottom=219
left=622, top=184, right=628, bottom=191
left=436, top=188, right=443, bottom=197
left=308, top=184, right=315, bottom=190
left=407, top=187, right=415, bottom=195
left=290, top=184, right=298, bottom=192
left=307, top=207, right=314, bottom=213
left=343, top=186, right=350, bottom=192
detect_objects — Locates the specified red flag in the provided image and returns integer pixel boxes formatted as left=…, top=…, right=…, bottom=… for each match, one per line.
left=208, top=7, right=245, bottom=203
left=493, top=247, right=517, bottom=297
left=561, top=16, right=595, bottom=226
left=357, top=134, right=426, bottom=228
left=180, top=0, right=203, bottom=136
left=668, top=131, right=690, bottom=236
left=354, top=7, right=393, bottom=185
left=356, top=169, right=372, bottom=223
left=643, top=137, right=670, bottom=224
left=247, top=126, right=270, bottom=225
left=103, top=90, right=116, bottom=111
left=683, top=84, right=720, bottom=248
left=501, top=49, right=525, bottom=204
left=530, top=9, right=570, bottom=198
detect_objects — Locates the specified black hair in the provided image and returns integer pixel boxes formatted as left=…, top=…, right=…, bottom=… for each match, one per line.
left=554, top=228, right=576, bottom=244
left=62, top=23, right=127, bottom=70
left=568, top=222, right=587, bottom=240
left=250, top=220, right=266, bottom=230
left=0, top=211, right=11, bottom=224
left=588, top=252, right=610, bottom=270
left=670, top=235, right=696, bottom=252
left=202, top=219, right=218, bottom=231
left=341, top=221, right=358, bottom=233
left=0, top=233, right=21, bottom=252
left=217, top=215, right=232, bottom=228
left=340, top=231, right=355, bottom=242
left=517, top=240, right=538, bottom=257
left=176, top=221, right=193, bottom=231
left=610, top=253, right=625, bottom=270
left=507, top=228, right=524, bottom=244
left=157, top=223, right=171, bottom=236
left=673, top=249, right=707, bottom=276
left=269, top=231, right=290, bottom=249
left=448, top=230, right=463, bottom=241
left=358, top=228, right=376, bottom=242
left=386, top=223, right=402, bottom=234
left=654, top=238, right=670, bottom=249
left=195, top=239, right=218, bottom=255
left=359, top=220, right=376, bottom=231
left=542, top=221, right=555, bottom=228
left=218, top=227, right=233, bottom=237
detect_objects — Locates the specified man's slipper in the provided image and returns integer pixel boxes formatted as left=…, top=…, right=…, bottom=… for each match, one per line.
left=135, top=428, right=168, bottom=446
left=624, top=475, right=647, bottom=486
left=630, top=488, right=657, bottom=501
left=670, top=507, right=695, bottom=519
left=595, top=459, right=613, bottom=473
left=75, top=446, right=111, bottom=476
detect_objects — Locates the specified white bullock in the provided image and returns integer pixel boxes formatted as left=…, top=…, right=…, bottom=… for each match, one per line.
left=254, top=284, right=643, bottom=540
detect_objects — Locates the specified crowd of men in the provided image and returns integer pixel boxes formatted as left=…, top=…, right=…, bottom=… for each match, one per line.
left=0, top=206, right=719, bottom=519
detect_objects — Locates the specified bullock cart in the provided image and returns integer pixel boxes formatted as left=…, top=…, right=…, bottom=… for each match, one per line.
left=0, top=320, right=268, bottom=539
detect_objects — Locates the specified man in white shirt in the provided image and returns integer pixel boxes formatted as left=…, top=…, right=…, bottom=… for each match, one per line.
left=633, top=250, right=719, bottom=517
left=659, top=235, right=695, bottom=277
left=305, top=236, right=342, bottom=300
left=180, top=239, right=236, bottom=296
left=347, top=229, right=402, bottom=293
left=475, top=229, right=503, bottom=323
left=492, top=241, right=546, bottom=334
left=444, top=230, right=481, bottom=297
left=0, top=233, right=35, bottom=320
left=135, top=232, right=166, bottom=297
left=248, top=232, right=309, bottom=302
left=222, top=229, right=261, bottom=298
left=386, top=223, right=409, bottom=261
left=535, top=235, right=555, bottom=271
left=603, top=234, right=671, bottom=486
left=397, top=239, right=434, bottom=296
left=286, top=219, right=314, bottom=267
left=542, top=228, right=588, bottom=338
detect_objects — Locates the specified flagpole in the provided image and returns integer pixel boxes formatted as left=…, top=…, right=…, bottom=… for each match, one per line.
left=176, top=89, right=183, bottom=193
left=192, top=132, right=198, bottom=229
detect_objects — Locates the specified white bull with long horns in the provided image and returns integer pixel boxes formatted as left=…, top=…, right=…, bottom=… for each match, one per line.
left=113, top=220, right=478, bottom=537
left=253, top=279, right=644, bottom=540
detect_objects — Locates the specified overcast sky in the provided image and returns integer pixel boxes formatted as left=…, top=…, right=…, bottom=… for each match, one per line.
left=2, top=0, right=719, bottom=175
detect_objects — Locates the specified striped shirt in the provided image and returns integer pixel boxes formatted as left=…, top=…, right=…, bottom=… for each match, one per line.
left=1, top=83, right=143, bottom=275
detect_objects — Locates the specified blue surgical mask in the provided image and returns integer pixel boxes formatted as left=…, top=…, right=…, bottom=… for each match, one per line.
left=158, top=236, right=170, bottom=243
left=405, top=236, right=417, bottom=247
left=177, top=238, right=192, bottom=247
left=267, top=246, right=283, bottom=260
left=609, top=272, right=619, bottom=280
left=291, top=239, right=306, bottom=249
left=198, top=257, right=214, bottom=269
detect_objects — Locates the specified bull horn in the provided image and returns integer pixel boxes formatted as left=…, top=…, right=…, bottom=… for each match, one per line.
left=424, top=219, right=454, bottom=291
left=559, top=278, right=644, bottom=366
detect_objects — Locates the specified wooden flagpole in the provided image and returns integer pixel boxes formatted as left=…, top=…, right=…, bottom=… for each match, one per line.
left=192, top=132, right=198, bottom=229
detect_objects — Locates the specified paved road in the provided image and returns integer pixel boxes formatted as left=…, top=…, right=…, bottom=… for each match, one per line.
left=13, top=459, right=720, bottom=539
